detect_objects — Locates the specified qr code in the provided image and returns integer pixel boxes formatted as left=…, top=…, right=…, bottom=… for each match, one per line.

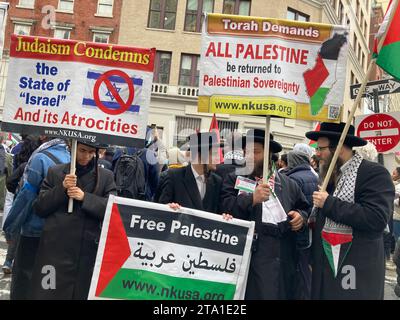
left=328, top=105, right=340, bottom=120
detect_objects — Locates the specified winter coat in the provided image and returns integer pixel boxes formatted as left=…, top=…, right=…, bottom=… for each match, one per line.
left=158, top=165, right=222, bottom=214
left=30, top=163, right=116, bottom=300
left=220, top=171, right=310, bottom=299
left=311, top=160, right=394, bottom=300
left=3, top=142, right=70, bottom=237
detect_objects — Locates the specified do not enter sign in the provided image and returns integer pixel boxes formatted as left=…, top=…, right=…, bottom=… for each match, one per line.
left=355, top=113, right=400, bottom=153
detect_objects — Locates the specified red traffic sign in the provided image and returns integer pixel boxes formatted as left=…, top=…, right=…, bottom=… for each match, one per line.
left=356, top=113, right=400, bottom=153
left=93, top=69, right=134, bottom=116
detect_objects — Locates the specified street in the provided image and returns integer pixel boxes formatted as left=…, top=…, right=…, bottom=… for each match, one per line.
left=0, top=213, right=398, bottom=300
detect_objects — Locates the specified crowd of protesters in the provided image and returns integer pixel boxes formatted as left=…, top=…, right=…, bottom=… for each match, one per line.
left=0, top=122, right=398, bottom=300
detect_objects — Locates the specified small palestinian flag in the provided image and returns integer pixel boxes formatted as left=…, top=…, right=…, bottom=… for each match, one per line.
left=374, top=0, right=400, bottom=80
left=322, top=225, right=353, bottom=278
left=303, top=33, right=348, bottom=115
left=308, top=122, right=320, bottom=149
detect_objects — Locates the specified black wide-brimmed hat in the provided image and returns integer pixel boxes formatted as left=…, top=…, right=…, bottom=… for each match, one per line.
left=77, top=140, right=109, bottom=150
left=242, top=129, right=282, bottom=153
left=182, top=132, right=222, bottom=153
left=305, top=122, right=367, bottom=147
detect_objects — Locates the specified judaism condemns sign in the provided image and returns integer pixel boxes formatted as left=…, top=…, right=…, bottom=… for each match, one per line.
left=88, top=196, right=255, bottom=300
left=198, top=14, right=349, bottom=122
left=1, top=35, right=155, bottom=147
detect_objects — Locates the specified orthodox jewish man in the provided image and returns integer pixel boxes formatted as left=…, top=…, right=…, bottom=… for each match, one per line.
left=307, top=122, right=395, bottom=300
left=158, top=132, right=222, bottom=214
left=220, top=129, right=310, bottom=299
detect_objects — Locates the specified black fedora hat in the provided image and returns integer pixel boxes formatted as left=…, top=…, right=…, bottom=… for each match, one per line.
left=305, top=122, right=367, bottom=147
left=182, top=132, right=222, bottom=153
left=242, top=129, right=282, bottom=153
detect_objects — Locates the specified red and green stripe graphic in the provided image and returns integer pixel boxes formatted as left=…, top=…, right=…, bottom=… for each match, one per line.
left=374, top=0, right=400, bottom=80
left=322, top=231, right=353, bottom=277
left=95, top=203, right=132, bottom=297
left=303, top=33, right=347, bottom=115
left=99, top=268, right=236, bottom=300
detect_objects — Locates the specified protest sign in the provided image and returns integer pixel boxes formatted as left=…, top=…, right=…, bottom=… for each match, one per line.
left=88, top=196, right=255, bottom=300
left=1, top=35, right=155, bottom=147
left=198, top=14, right=349, bottom=122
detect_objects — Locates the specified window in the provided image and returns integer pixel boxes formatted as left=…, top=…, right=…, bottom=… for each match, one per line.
left=184, top=0, right=214, bottom=32
left=14, top=24, right=31, bottom=35
left=58, top=0, right=74, bottom=11
left=54, top=28, right=71, bottom=39
left=338, top=1, right=344, bottom=24
left=153, top=51, right=172, bottom=84
left=223, top=0, right=251, bottom=16
left=148, top=0, right=178, bottom=30
left=18, top=0, right=35, bottom=7
left=179, top=54, right=200, bottom=87
left=97, top=0, right=114, bottom=16
left=93, top=32, right=109, bottom=43
left=175, top=116, right=201, bottom=147
left=353, top=34, right=357, bottom=51
left=361, top=52, right=365, bottom=69
left=287, top=7, right=310, bottom=21
left=217, top=120, right=239, bottom=140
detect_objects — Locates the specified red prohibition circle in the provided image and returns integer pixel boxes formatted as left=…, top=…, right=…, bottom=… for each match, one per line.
left=93, top=69, right=135, bottom=116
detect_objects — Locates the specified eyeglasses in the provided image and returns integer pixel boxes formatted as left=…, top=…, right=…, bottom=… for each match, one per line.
left=315, top=145, right=331, bottom=152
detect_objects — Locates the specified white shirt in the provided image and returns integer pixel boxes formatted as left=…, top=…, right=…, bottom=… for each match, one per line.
left=191, top=164, right=206, bottom=200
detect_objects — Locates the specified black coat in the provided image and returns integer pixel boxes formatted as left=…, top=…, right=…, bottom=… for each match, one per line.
left=311, top=160, right=394, bottom=300
left=30, top=163, right=116, bottom=300
left=221, top=171, right=310, bottom=299
left=157, top=165, right=222, bottom=214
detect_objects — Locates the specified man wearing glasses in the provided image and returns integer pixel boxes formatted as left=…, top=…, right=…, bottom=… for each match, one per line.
left=307, top=122, right=394, bottom=300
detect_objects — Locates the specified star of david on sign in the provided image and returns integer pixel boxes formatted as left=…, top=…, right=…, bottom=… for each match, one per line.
left=105, top=82, right=121, bottom=101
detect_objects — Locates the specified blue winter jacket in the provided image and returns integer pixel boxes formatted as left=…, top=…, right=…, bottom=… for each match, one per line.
left=286, top=163, right=319, bottom=249
left=3, top=143, right=70, bottom=237
left=286, top=163, right=319, bottom=213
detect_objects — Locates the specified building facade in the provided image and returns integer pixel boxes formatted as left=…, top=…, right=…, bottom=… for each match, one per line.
left=0, top=0, right=122, bottom=117
left=118, top=0, right=372, bottom=151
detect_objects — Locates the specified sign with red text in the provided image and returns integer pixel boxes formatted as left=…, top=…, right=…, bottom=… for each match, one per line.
left=1, top=35, right=155, bottom=146
left=355, top=112, right=400, bottom=153
left=198, top=14, right=349, bottom=122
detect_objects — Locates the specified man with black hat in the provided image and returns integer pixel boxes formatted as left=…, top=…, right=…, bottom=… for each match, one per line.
left=307, top=122, right=395, bottom=300
left=29, top=140, right=116, bottom=300
left=220, top=129, right=310, bottom=300
left=158, top=132, right=222, bottom=214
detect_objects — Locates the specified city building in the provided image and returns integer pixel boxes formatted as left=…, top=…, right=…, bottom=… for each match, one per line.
left=0, top=0, right=123, bottom=118
left=118, top=0, right=373, bottom=151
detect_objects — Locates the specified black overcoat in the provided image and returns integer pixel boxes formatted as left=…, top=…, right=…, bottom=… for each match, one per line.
left=221, top=171, right=310, bottom=299
left=30, top=163, right=116, bottom=300
left=311, top=160, right=395, bottom=300
left=157, top=165, right=222, bottom=214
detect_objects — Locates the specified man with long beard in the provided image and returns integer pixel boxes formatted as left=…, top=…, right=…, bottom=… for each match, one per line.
left=308, top=122, right=394, bottom=299
left=220, top=129, right=310, bottom=299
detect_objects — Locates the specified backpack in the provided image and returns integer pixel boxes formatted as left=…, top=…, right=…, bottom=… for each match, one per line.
left=113, top=151, right=146, bottom=200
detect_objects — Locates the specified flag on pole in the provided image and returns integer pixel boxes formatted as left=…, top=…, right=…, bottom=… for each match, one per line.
left=308, top=122, right=321, bottom=148
left=374, top=0, right=400, bottom=80
left=209, top=114, right=223, bottom=164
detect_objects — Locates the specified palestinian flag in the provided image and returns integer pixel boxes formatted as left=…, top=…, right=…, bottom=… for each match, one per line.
left=303, top=33, right=347, bottom=115
left=209, top=113, right=223, bottom=164
left=374, top=0, right=400, bottom=80
left=308, top=122, right=320, bottom=148
left=322, top=222, right=353, bottom=278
